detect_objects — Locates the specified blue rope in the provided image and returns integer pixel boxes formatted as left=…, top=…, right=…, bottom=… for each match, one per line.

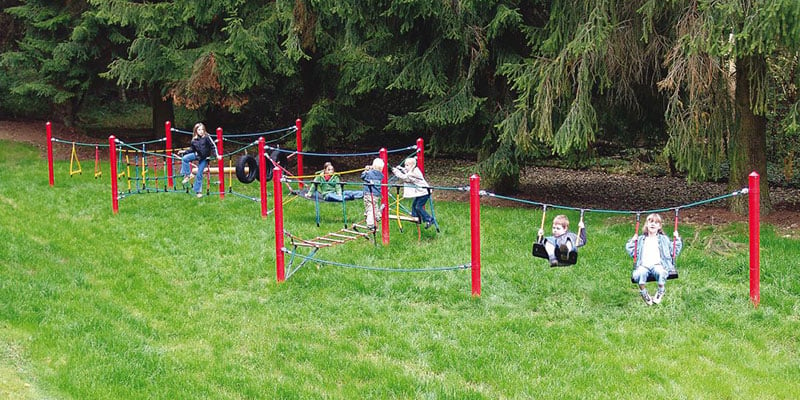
left=267, top=145, right=417, bottom=157
left=51, top=138, right=110, bottom=147
left=480, top=188, right=747, bottom=215
left=171, top=125, right=296, bottom=138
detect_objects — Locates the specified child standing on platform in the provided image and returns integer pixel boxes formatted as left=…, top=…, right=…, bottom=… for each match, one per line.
left=361, top=158, right=384, bottom=229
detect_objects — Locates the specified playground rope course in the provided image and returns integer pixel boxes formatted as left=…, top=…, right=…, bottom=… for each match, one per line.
left=45, top=121, right=764, bottom=305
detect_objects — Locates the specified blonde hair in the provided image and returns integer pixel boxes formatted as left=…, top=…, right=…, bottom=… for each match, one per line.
left=371, top=158, right=385, bottom=170
left=645, top=213, right=664, bottom=235
left=404, top=157, right=417, bottom=169
left=553, top=214, right=570, bottom=229
left=192, top=123, right=207, bottom=139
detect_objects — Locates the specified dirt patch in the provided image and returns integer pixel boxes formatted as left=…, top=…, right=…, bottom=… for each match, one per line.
left=2, top=119, right=798, bottom=235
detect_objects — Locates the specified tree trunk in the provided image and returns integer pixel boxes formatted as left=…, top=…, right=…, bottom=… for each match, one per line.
left=150, top=84, right=174, bottom=139
left=730, top=55, right=771, bottom=215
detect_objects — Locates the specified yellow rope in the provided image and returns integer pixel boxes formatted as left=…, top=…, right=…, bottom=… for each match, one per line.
left=125, top=154, right=132, bottom=191
left=93, top=146, right=102, bottom=178
left=69, top=143, right=82, bottom=176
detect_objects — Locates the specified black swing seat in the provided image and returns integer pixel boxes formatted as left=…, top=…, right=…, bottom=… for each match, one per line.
left=532, top=241, right=578, bottom=267
left=631, top=269, right=679, bottom=284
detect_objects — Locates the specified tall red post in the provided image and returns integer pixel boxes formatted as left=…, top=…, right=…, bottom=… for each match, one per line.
left=46, top=122, right=54, bottom=186
left=216, top=127, right=225, bottom=199
left=416, top=137, right=425, bottom=174
left=748, top=172, right=760, bottom=307
left=470, top=174, right=481, bottom=296
left=165, top=121, right=174, bottom=189
left=295, top=119, right=304, bottom=189
left=380, top=148, right=390, bottom=245
left=109, top=136, right=119, bottom=214
left=273, top=167, right=286, bottom=282
left=259, top=137, right=268, bottom=218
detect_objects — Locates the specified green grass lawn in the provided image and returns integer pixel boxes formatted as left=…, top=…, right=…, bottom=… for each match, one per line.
left=1, top=139, right=799, bottom=399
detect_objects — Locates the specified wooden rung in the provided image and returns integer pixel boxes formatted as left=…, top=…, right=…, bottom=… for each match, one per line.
left=316, top=236, right=346, bottom=243
left=387, top=214, right=420, bottom=223
left=328, top=233, right=357, bottom=240
left=292, top=238, right=331, bottom=247
left=290, top=241, right=319, bottom=248
left=339, top=229, right=368, bottom=237
left=304, top=240, right=332, bottom=247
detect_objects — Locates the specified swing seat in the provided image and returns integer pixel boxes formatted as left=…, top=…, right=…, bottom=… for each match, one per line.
left=531, top=241, right=578, bottom=267
left=630, top=269, right=679, bottom=284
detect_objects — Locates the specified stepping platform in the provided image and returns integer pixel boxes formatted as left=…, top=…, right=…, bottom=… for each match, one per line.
left=286, top=228, right=370, bottom=248
left=387, top=214, right=420, bottom=223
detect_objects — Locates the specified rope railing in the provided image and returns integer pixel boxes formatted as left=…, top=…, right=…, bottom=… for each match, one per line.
left=170, top=125, right=296, bottom=138
left=480, top=188, right=749, bottom=215
left=266, top=144, right=417, bottom=158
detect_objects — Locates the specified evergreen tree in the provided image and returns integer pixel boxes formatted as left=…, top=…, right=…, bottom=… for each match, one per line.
left=0, top=0, right=117, bottom=125
left=88, top=0, right=298, bottom=134
left=496, top=0, right=800, bottom=212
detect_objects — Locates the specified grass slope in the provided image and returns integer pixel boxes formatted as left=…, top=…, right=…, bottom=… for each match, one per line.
left=1, top=140, right=798, bottom=399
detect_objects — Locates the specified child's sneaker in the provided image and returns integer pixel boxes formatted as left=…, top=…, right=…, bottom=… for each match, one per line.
left=640, top=291, right=653, bottom=305
left=652, top=291, right=664, bottom=304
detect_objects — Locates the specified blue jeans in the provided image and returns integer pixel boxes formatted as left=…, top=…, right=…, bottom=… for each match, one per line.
left=632, top=264, right=668, bottom=285
left=180, top=153, right=208, bottom=194
left=411, top=194, right=433, bottom=224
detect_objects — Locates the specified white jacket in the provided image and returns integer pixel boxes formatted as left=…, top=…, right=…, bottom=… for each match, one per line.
left=392, top=166, right=430, bottom=198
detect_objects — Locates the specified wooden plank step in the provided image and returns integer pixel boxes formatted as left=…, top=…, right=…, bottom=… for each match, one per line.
left=316, top=236, right=346, bottom=243
left=339, top=229, right=368, bottom=238
left=387, top=214, right=420, bottom=223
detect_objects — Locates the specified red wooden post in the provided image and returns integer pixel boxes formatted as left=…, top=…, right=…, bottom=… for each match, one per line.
left=46, top=122, right=54, bottom=186
left=470, top=174, right=481, bottom=296
left=748, top=172, right=760, bottom=307
left=259, top=137, right=268, bottom=218
left=109, top=136, right=119, bottom=214
left=380, top=148, right=390, bottom=245
left=165, top=121, right=174, bottom=189
left=274, top=167, right=285, bottom=282
left=295, top=118, right=304, bottom=189
left=416, top=137, right=425, bottom=174
left=216, top=127, right=225, bottom=199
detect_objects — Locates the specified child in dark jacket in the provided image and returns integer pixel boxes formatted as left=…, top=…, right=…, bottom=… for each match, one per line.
left=361, top=158, right=384, bottom=229
left=179, top=123, right=218, bottom=197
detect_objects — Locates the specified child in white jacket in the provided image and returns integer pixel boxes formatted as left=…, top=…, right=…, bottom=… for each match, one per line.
left=391, top=157, right=435, bottom=229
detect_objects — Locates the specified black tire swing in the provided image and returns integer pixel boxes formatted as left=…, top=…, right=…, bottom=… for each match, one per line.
left=629, top=210, right=680, bottom=283
left=531, top=206, right=584, bottom=267
left=235, top=154, right=259, bottom=183
left=235, top=149, right=286, bottom=184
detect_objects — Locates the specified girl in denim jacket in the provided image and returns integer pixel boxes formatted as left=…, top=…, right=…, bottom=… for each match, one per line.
left=625, top=213, right=682, bottom=305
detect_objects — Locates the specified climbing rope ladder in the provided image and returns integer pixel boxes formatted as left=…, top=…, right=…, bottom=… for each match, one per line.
left=282, top=228, right=374, bottom=279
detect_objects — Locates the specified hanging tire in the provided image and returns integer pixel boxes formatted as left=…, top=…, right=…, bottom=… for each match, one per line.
left=235, top=155, right=259, bottom=184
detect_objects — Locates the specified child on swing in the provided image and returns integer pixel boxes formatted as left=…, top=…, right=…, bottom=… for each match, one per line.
left=538, top=214, right=586, bottom=266
left=625, top=213, right=683, bottom=305
left=361, top=158, right=384, bottom=229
